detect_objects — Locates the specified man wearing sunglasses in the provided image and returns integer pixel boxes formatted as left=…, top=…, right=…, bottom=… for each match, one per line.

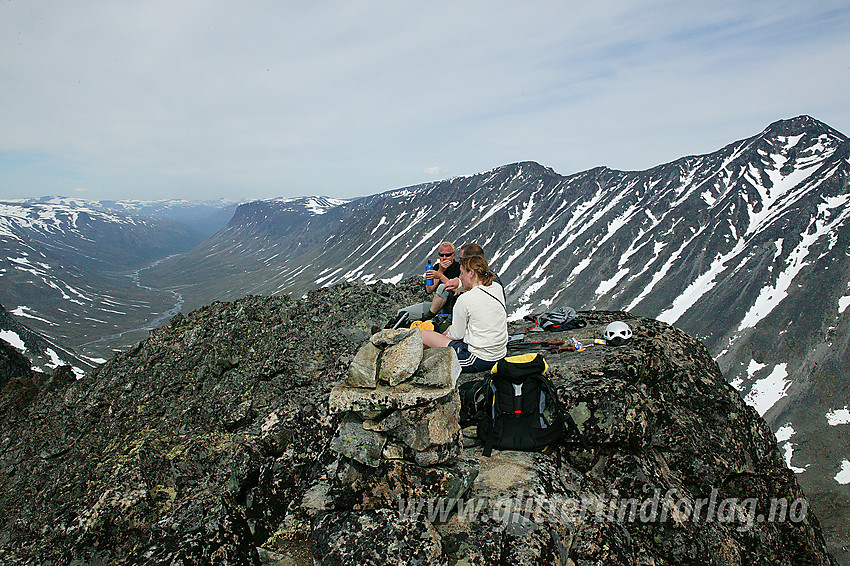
left=389, top=241, right=461, bottom=326
left=425, top=242, right=461, bottom=294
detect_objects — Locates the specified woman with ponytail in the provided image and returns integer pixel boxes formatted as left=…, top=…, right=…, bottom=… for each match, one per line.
left=419, top=255, right=507, bottom=372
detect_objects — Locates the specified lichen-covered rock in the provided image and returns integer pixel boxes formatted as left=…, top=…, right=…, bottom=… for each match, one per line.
left=311, top=508, right=443, bottom=566
left=329, top=457, right=478, bottom=511
left=0, top=338, right=33, bottom=393
left=0, top=281, right=838, bottom=565
left=560, top=375, right=653, bottom=447
left=329, top=381, right=456, bottom=414
left=330, top=413, right=387, bottom=467
left=370, top=327, right=417, bottom=348
left=412, top=433, right=464, bottom=467
left=346, top=340, right=381, bottom=388
left=0, top=280, right=425, bottom=565
left=366, top=389, right=461, bottom=452
left=413, top=346, right=461, bottom=389
left=377, top=329, right=423, bottom=386
left=0, top=375, right=38, bottom=416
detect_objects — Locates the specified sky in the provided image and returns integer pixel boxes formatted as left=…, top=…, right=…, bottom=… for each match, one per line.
left=1, top=1, right=849, bottom=202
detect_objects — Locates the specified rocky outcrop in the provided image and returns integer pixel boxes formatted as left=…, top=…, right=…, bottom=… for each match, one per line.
left=328, top=328, right=462, bottom=468
left=0, top=279, right=837, bottom=565
left=0, top=338, right=32, bottom=394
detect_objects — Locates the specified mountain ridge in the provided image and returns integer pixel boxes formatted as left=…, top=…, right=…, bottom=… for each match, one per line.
left=2, top=114, right=848, bottom=560
left=135, top=114, right=850, bottom=560
left=0, top=283, right=838, bottom=564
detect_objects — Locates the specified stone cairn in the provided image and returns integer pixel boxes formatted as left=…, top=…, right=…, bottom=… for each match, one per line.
left=328, top=328, right=463, bottom=467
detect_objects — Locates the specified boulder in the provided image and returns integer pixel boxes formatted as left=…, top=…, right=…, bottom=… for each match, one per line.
left=412, top=346, right=461, bottom=389
left=370, top=327, right=417, bottom=348
left=366, top=389, right=461, bottom=451
left=346, top=341, right=381, bottom=388
left=377, top=330, right=423, bottom=386
left=329, top=413, right=387, bottom=468
left=329, top=382, right=456, bottom=414
left=411, top=434, right=464, bottom=467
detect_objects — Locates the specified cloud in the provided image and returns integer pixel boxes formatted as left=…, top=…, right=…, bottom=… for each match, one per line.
left=1, top=0, right=849, bottom=201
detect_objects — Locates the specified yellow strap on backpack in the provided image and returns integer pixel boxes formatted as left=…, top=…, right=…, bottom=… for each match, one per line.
left=491, top=352, right=549, bottom=375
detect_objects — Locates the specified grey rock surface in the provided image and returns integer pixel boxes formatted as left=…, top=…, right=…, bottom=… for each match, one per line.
left=412, top=346, right=461, bottom=389
left=346, top=340, right=381, bottom=388
left=377, top=329, right=423, bottom=386
left=0, top=281, right=837, bottom=565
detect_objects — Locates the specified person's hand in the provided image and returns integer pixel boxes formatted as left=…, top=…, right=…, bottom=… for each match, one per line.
left=425, top=269, right=438, bottom=280
left=444, top=278, right=460, bottom=292
left=439, top=257, right=453, bottom=270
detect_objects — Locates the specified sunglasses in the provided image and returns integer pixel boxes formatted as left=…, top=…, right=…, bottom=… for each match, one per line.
left=438, top=252, right=454, bottom=257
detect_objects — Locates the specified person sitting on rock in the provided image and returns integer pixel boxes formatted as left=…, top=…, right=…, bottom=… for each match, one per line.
left=441, top=243, right=506, bottom=307
left=419, top=255, right=507, bottom=373
left=392, top=241, right=461, bottom=325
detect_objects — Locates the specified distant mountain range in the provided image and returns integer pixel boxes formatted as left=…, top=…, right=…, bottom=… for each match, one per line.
left=1, top=115, right=848, bottom=558
left=0, top=198, right=234, bottom=360
left=16, top=196, right=240, bottom=237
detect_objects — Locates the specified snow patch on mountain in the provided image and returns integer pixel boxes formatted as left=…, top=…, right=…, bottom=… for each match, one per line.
left=774, top=424, right=807, bottom=473
left=744, top=363, right=790, bottom=416
left=826, top=407, right=850, bottom=426
left=782, top=443, right=808, bottom=474
left=835, top=460, right=850, bottom=485
left=657, top=238, right=747, bottom=324
left=9, top=306, right=56, bottom=326
left=775, top=423, right=795, bottom=442
left=0, top=330, right=26, bottom=352
left=738, top=193, right=850, bottom=331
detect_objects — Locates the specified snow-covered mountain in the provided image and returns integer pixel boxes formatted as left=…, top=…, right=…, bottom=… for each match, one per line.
left=140, top=115, right=850, bottom=553
left=18, top=196, right=239, bottom=237
left=0, top=200, right=206, bottom=361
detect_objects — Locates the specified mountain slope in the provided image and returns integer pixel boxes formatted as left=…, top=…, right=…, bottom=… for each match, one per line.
left=0, top=303, right=93, bottom=378
left=141, top=115, right=850, bottom=560
left=0, top=200, right=205, bottom=359
left=0, top=286, right=837, bottom=564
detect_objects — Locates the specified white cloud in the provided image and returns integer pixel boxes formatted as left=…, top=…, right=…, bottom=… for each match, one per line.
left=1, top=0, right=849, bottom=201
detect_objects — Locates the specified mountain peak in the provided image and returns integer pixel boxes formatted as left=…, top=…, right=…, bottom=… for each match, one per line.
left=761, top=115, right=847, bottom=141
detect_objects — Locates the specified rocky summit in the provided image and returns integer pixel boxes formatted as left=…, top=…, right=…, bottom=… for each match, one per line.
left=0, top=278, right=837, bottom=565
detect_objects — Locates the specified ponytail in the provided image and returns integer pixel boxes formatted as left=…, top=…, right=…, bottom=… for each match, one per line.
left=459, top=255, right=494, bottom=286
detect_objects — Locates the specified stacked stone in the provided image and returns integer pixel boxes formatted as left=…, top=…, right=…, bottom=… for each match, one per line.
left=329, top=328, right=462, bottom=467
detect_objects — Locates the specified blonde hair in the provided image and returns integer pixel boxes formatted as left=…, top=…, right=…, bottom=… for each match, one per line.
left=459, top=255, right=494, bottom=286
left=437, top=241, right=455, bottom=254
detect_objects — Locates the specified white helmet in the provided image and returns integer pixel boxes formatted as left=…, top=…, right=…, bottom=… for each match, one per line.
left=604, top=321, right=632, bottom=346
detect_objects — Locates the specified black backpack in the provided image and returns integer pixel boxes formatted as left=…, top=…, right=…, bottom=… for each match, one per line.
left=475, top=353, right=566, bottom=457
left=526, top=306, right=587, bottom=332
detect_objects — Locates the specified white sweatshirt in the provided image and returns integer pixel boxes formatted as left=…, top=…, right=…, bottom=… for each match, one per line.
left=446, top=282, right=508, bottom=361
